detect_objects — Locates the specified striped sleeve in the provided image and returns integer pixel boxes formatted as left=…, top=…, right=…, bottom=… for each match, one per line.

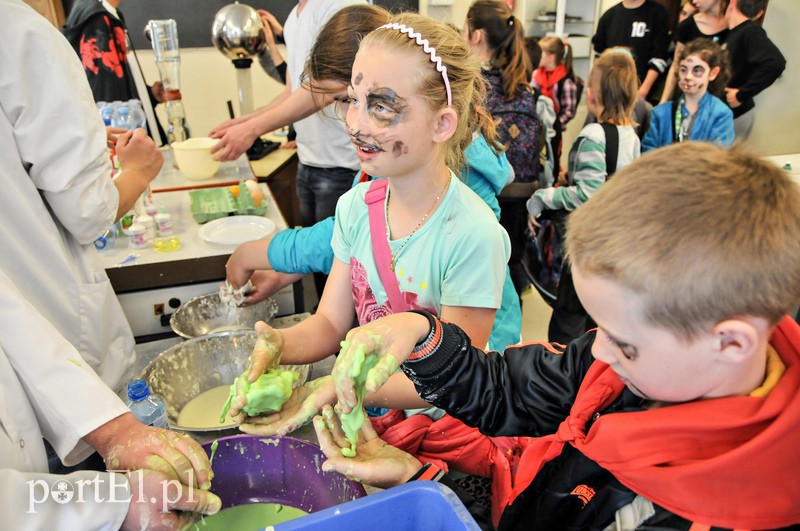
left=534, top=134, right=607, bottom=212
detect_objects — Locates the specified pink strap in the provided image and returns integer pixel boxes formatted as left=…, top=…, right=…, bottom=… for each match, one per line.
left=365, top=180, right=409, bottom=312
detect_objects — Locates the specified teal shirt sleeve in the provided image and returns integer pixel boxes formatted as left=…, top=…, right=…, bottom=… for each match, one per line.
left=461, top=134, right=510, bottom=220
left=267, top=217, right=335, bottom=275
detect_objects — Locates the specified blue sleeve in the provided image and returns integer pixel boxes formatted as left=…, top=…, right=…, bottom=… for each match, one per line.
left=461, top=135, right=509, bottom=220
left=266, top=217, right=336, bottom=275
left=641, top=104, right=668, bottom=153
left=713, top=107, right=735, bottom=148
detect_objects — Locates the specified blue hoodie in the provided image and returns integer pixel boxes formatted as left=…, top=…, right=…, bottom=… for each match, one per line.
left=642, top=91, right=734, bottom=152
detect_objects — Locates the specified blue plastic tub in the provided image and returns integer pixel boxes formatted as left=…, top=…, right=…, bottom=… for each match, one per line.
left=274, top=481, right=480, bottom=530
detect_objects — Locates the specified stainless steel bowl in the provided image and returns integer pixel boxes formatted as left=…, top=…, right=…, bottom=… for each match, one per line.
left=211, top=3, right=266, bottom=60
left=170, top=292, right=278, bottom=339
left=137, top=330, right=309, bottom=434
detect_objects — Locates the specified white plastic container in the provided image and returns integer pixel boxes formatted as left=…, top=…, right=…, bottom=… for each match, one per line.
left=128, top=223, right=147, bottom=249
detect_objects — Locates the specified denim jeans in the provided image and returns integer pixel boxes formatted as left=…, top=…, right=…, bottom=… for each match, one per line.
left=296, top=163, right=357, bottom=298
left=295, top=162, right=357, bottom=228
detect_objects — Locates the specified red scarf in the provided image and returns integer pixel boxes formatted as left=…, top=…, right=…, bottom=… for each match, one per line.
left=510, top=316, right=800, bottom=529
left=533, top=64, right=567, bottom=113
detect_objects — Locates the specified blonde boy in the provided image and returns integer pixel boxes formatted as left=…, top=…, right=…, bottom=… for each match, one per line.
left=319, top=143, right=800, bottom=530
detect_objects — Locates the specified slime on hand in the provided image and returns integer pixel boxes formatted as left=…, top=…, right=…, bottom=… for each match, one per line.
left=338, top=340, right=380, bottom=458
left=220, top=369, right=299, bottom=422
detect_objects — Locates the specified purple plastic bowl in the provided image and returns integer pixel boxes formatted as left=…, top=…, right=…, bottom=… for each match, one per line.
left=202, top=434, right=366, bottom=512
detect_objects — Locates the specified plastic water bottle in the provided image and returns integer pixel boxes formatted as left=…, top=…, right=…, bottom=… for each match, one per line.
left=126, top=379, right=169, bottom=428
left=93, top=224, right=118, bottom=251
left=99, top=103, right=114, bottom=126
left=112, top=104, right=132, bottom=130
left=127, top=99, right=147, bottom=129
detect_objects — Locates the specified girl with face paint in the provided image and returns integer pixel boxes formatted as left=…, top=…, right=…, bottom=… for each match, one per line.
left=226, top=13, right=511, bottom=441
left=660, top=0, right=729, bottom=104
left=643, top=38, right=734, bottom=151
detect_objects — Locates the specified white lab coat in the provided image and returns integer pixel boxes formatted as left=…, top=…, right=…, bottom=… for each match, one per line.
left=0, top=267, right=129, bottom=528
left=0, top=0, right=132, bottom=465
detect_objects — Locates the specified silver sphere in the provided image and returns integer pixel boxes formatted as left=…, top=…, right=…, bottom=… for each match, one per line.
left=211, top=3, right=266, bottom=60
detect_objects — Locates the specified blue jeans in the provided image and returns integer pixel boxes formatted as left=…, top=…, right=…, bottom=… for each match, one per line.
left=296, top=162, right=357, bottom=227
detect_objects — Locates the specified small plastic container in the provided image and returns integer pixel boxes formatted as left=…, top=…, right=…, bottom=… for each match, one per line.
left=136, top=212, right=156, bottom=241
left=126, top=379, right=168, bottom=429
left=155, top=210, right=174, bottom=237
left=128, top=223, right=147, bottom=249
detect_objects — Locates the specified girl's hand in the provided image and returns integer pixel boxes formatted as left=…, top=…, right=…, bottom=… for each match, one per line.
left=225, top=321, right=285, bottom=420
left=528, top=214, right=541, bottom=234
left=239, top=375, right=336, bottom=435
left=314, top=404, right=422, bottom=488
left=332, top=313, right=430, bottom=413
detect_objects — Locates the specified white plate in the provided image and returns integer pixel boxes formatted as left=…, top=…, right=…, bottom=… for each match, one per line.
left=198, top=216, right=276, bottom=246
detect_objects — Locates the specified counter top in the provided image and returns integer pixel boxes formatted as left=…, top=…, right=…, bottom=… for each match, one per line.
left=763, top=153, right=800, bottom=186
left=98, top=149, right=288, bottom=293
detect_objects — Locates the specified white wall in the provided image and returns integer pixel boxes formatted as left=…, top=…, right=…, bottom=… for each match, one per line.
left=137, top=47, right=286, bottom=138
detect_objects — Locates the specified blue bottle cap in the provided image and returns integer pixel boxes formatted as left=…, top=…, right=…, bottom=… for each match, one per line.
left=127, top=379, right=151, bottom=401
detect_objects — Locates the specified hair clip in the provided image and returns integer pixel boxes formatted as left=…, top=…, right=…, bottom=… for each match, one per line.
left=508, top=15, right=515, bottom=26
left=377, top=22, right=452, bottom=107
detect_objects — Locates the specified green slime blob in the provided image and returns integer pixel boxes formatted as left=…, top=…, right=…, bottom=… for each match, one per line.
left=338, top=341, right=379, bottom=457
left=219, top=369, right=299, bottom=422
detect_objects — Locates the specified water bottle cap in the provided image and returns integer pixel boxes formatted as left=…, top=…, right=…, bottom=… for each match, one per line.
left=119, top=106, right=130, bottom=116
left=127, top=379, right=151, bottom=400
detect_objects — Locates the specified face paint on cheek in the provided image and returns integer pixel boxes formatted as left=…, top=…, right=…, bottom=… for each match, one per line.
left=392, top=141, right=409, bottom=158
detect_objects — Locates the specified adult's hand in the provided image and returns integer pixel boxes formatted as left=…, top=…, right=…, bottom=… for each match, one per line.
left=86, top=413, right=213, bottom=490
left=210, top=121, right=260, bottom=161
left=122, top=468, right=221, bottom=531
left=115, top=128, right=163, bottom=183
left=240, top=375, right=336, bottom=435
left=151, top=81, right=166, bottom=104
left=332, top=313, right=429, bottom=414
left=314, top=404, right=422, bottom=488
left=256, top=9, right=284, bottom=39
left=106, top=126, right=128, bottom=149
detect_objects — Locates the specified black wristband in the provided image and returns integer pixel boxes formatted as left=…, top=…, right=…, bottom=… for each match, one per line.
left=406, top=462, right=445, bottom=483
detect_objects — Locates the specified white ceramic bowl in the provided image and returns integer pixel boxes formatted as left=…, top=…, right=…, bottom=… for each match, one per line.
left=171, top=137, right=221, bottom=180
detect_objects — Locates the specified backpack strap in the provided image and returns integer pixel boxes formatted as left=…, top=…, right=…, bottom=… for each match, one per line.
left=671, top=99, right=678, bottom=143
left=599, top=122, right=620, bottom=177
left=365, top=180, right=409, bottom=312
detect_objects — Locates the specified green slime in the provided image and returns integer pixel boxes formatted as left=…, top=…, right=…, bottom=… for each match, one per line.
left=190, top=502, right=307, bottom=530
left=338, top=341, right=379, bottom=457
left=219, top=369, right=299, bottom=422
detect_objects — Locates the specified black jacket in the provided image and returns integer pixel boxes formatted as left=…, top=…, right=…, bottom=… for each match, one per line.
left=402, top=314, right=797, bottom=531
left=724, top=20, right=786, bottom=118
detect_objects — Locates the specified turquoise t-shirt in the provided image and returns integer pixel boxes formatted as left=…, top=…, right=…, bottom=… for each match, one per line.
left=331, top=173, right=510, bottom=332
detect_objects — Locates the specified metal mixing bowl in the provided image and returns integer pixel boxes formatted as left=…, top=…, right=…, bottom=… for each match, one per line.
left=137, top=330, right=309, bottom=435
left=169, top=292, right=278, bottom=339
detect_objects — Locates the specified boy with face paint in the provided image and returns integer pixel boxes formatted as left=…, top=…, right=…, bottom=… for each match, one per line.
left=643, top=38, right=734, bottom=151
